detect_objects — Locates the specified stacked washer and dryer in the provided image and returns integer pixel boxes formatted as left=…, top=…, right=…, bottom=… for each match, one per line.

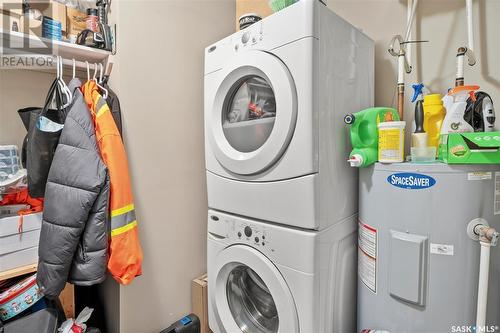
left=204, top=2, right=373, bottom=332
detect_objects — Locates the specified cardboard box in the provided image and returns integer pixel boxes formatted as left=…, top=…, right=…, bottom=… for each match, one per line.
left=66, top=6, right=86, bottom=37
left=192, top=274, right=213, bottom=333
left=439, top=132, right=500, bottom=164
left=0, top=0, right=23, bottom=17
left=30, top=0, right=67, bottom=33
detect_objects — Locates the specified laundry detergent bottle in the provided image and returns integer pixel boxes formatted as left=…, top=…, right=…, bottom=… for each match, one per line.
left=344, top=107, right=400, bottom=168
left=423, top=93, right=446, bottom=150
left=440, top=85, right=479, bottom=134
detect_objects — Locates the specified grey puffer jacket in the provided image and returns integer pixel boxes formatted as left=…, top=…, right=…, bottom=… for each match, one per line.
left=37, top=78, right=110, bottom=299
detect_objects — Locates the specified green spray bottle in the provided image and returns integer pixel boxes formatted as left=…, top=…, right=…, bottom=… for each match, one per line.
left=344, top=107, right=400, bottom=167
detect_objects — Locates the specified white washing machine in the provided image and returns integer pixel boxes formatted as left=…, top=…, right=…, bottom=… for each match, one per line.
left=207, top=210, right=357, bottom=333
left=204, top=0, right=374, bottom=230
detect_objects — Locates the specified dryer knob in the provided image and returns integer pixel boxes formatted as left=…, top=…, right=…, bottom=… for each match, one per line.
left=242, top=32, right=250, bottom=44
left=244, top=226, right=252, bottom=237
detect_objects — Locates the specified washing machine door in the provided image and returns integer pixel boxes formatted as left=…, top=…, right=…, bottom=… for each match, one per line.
left=208, top=50, right=297, bottom=175
left=213, top=245, right=299, bottom=333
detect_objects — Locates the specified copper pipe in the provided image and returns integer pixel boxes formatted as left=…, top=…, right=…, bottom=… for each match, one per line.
left=397, top=84, right=405, bottom=120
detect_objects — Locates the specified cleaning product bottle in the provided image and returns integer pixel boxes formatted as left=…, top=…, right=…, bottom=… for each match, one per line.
left=411, top=83, right=428, bottom=148
left=344, top=107, right=400, bottom=168
left=440, top=85, right=479, bottom=134
left=423, top=93, right=446, bottom=150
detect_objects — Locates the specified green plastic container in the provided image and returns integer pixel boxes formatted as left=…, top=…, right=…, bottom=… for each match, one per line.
left=344, top=107, right=400, bottom=168
left=269, top=0, right=297, bottom=12
left=439, top=132, right=500, bottom=164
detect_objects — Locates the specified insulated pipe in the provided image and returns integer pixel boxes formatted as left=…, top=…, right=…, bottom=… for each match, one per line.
left=470, top=224, right=499, bottom=330
left=466, top=0, right=475, bottom=52
left=476, top=241, right=491, bottom=329
left=456, top=0, right=477, bottom=86
left=405, top=0, right=418, bottom=70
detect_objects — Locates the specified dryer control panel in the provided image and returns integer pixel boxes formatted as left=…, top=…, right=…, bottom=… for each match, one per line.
left=232, top=22, right=264, bottom=52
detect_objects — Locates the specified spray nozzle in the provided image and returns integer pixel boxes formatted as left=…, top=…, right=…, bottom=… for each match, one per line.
left=411, top=83, right=425, bottom=103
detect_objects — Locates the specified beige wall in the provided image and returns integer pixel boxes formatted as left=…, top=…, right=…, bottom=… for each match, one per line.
left=116, top=1, right=235, bottom=332
left=327, top=0, right=500, bottom=140
left=0, top=70, right=53, bottom=147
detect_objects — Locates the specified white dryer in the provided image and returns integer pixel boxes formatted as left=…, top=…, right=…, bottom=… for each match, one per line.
left=204, top=0, right=374, bottom=230
left=207, top=210, right=357, bottom=333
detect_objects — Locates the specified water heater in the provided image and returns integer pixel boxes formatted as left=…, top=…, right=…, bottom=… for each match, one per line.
left=358, top=163, right=500, bottom=332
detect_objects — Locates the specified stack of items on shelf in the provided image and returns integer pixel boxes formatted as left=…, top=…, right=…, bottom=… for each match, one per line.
left=0, top=144, right=42, bottom=273
left=0, top=0, right=113, bottom=51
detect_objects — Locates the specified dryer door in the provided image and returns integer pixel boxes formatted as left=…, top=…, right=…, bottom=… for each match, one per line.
left=208, top=50, right=297, bottom=175
left=213, top=245, right=299, bottom=333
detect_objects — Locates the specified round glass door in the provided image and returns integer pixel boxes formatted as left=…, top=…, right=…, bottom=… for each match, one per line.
left=208, top=51, right=297, bottom=175
left=223, top=76, right=277, bottom=153
left=213, top=245, right=299, bottom=333
left=226, top=265, right=279, bottom=333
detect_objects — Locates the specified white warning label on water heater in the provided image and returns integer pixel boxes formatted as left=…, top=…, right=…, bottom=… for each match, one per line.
left=358, top=221, right=377, bottom=294
left=495, top=172, right=500, bottom=215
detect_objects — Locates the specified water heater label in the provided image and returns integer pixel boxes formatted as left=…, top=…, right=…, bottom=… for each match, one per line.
left=387, top=173, right=436, bottom=190
left=430, top=243, right=454, bottom=256
left=468, top=172, right=492, bottom=181
left=358, top=221, right=377, bottom=294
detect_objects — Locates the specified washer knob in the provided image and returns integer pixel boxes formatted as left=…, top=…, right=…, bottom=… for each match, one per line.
left=237, top=232, right=242, bottom=238
left=244, top=226, right=252, bottom=237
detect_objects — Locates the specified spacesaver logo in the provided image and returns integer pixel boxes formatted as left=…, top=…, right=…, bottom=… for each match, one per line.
left=387, top=172, right=436, bottom=190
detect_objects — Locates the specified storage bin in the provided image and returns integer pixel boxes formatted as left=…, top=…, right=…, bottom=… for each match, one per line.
left=0, top=213, right=42, bottom=272
left=0, top=146, right=18, bottom=159
left=0, top=273, right=43, bottom=321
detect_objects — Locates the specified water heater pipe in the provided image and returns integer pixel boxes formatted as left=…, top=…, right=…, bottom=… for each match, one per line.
left=472, top=224, right=498, bottom=329
left=456, top=0, right=477, bottom=86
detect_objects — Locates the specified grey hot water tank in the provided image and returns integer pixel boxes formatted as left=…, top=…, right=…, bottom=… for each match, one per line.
left=358, top=163, right=500, bottom=333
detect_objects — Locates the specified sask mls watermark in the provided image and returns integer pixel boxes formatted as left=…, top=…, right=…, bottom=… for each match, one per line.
left=1, top=1, right=55, bottom=69
left=451, top=325, right=500, bottom=333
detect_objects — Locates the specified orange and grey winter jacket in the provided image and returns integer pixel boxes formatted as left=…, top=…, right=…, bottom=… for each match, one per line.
left=82, top=80, right=143, bottom=284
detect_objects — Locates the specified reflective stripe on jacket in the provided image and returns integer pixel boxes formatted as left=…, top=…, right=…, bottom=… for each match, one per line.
left=82, top=80, right=143, bottom=285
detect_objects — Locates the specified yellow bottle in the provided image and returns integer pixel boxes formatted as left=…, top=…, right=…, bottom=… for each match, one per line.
left=423, top=94, right=446, bottom=152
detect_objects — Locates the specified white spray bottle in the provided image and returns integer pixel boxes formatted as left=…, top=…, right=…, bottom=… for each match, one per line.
left=440, top=85, right=479, bottom=134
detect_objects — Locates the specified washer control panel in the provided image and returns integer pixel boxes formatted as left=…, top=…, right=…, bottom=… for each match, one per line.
left=235, top=221, right=269, bottom=247
left=208, top=213, right=271, bottom=249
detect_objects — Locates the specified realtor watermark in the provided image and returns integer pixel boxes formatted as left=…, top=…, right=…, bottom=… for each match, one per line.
left=1, top=1, right=56, bottom=69
left=1, top=54, right=54, bottom=69
left=451, top=325, right=500, bottom=333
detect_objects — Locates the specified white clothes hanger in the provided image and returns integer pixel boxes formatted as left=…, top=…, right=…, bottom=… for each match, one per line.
left=57, top=56, right=72, bottom=108
left=93, top=62, right=108, bottom=99
left=86, top=61, right=90, bottom=82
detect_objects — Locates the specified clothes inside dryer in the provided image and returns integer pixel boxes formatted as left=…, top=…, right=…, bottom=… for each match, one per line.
left=223, top=76, right=276, bottom=152
left=226, top=264, right=279, bottom=333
